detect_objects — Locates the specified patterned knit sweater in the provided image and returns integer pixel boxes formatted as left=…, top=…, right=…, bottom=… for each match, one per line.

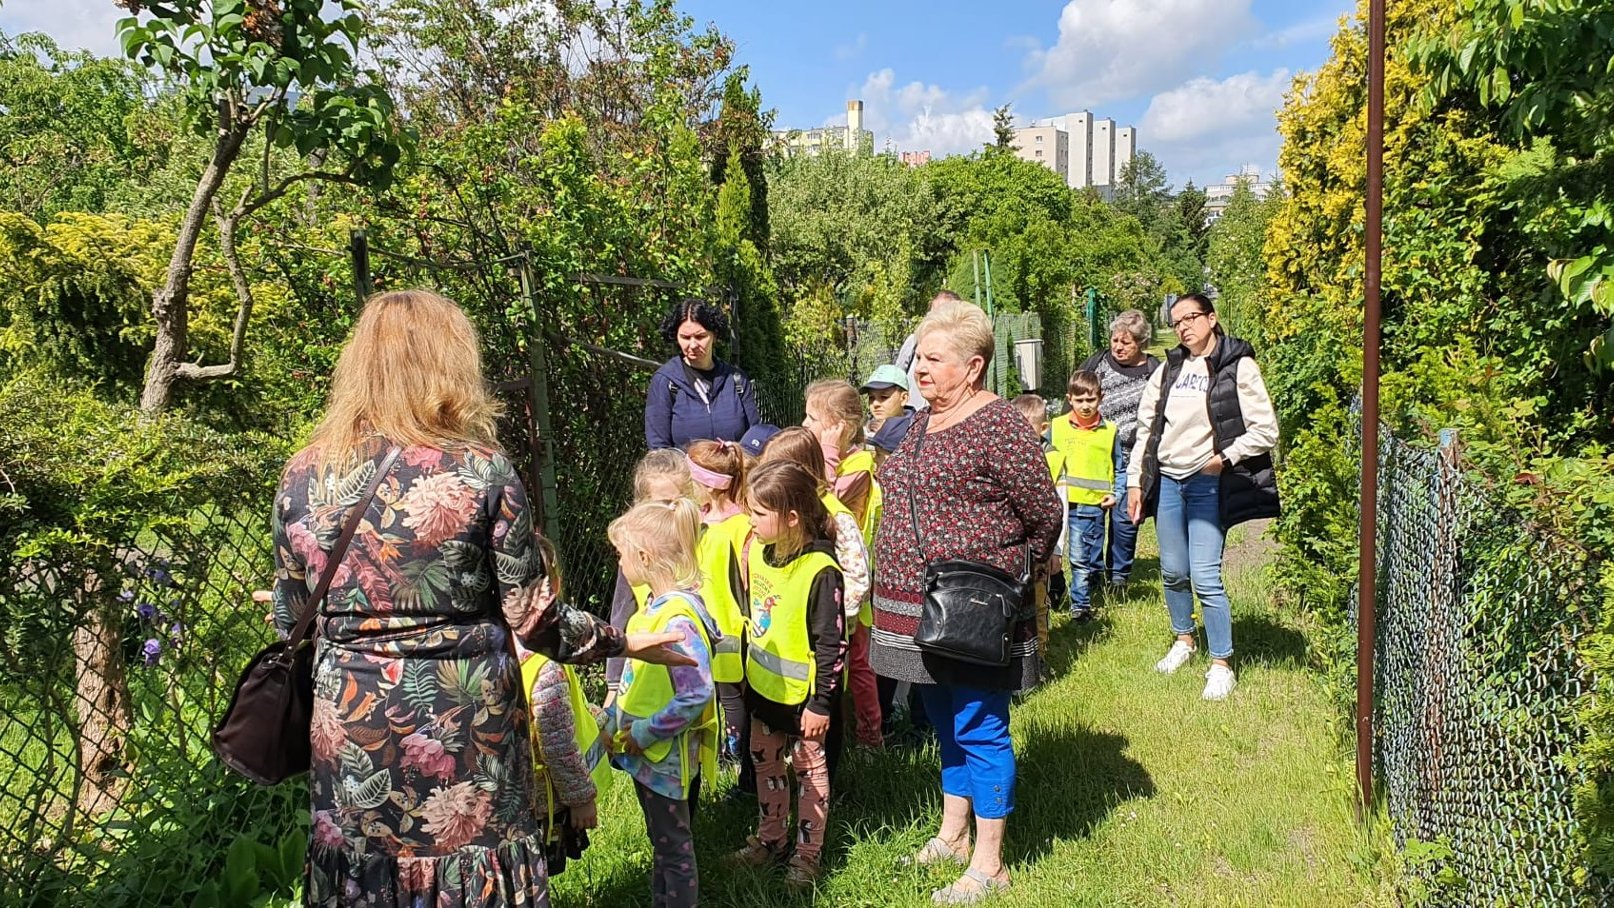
left=869, top=399, right=1062, bottom=691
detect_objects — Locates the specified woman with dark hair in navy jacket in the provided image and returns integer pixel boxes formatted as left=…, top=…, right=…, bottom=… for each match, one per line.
left=644, top=298, right=760, bottom=450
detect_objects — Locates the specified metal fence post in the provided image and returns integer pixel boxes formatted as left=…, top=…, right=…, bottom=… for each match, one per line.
left=518, top=256, right=563, bottom=545
left=349, top=228, right=372, bottom=307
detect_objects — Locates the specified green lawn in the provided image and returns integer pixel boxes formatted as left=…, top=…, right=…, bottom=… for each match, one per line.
left=550, top=530, right=1392, bottom=907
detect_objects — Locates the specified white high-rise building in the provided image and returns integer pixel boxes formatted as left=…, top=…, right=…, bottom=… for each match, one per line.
left=1013, top=112, right=1138, bottom=196
left=1115, top=126, right=1137, bottom=182
left=770, top=99, right=875, bottom=157
left=1092, top=119, right=1116, bottom=193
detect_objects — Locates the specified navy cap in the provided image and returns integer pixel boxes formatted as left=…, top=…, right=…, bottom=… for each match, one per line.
left=739, top=424, right=781, bottom=457
left=868, top=414, right=914, bottom=454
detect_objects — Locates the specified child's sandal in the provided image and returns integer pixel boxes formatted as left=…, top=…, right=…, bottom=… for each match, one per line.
left=728, top=835, right=788, bottom=868
left=784, top=855, right=822, bottom=889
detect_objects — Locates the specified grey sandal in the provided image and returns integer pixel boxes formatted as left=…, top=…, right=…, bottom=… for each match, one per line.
left=931, top=868, right=1011, bottom=905
left=904, top=836, right=969, bottom=866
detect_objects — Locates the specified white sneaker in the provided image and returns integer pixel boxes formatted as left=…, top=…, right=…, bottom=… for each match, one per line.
left=1154, top=640, right=1195, bottom=674
left=1202, top=664, right=1236, bottom=700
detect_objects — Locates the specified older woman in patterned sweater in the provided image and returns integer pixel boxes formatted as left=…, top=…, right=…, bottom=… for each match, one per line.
left=1077, top=308, right=1161, bottom=590
left=871, top=301, right=1062, bottom=904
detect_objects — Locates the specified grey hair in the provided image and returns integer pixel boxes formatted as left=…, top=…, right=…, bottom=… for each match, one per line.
left=1109, top=309, right=1153, bottom=346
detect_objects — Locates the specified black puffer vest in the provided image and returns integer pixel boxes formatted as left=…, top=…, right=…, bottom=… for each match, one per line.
left=1137, top=334, right=1280, bottom=529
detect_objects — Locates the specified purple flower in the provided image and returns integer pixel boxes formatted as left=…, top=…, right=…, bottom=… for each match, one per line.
left=136, top=602, right=156, bottom=620
left=141, top=638, right=161, bottom=666
left=145, top=566, right=173, bottom=587
left=168, top=622, right=185, bottom=646
left=118, top=590, right=136, bottom=603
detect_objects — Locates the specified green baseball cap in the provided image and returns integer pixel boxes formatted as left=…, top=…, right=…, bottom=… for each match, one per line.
left=860, top=364, right=909, bottom=392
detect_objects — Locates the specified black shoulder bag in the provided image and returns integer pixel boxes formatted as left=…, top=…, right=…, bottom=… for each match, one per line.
left=905, top=418, right=1034, bottom=667
left=212, top=445, right=401, bottom=785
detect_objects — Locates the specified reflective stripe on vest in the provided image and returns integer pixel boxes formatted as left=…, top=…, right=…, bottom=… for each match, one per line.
left=1052, top=416, right=1118, bottom=506
left=521, top=652, right=613, bottom=835
left=616, top=591, right=720, bottom=796
left=696, top=513, right=749, bottom=683
left=744, top=544, right=838, bottom=706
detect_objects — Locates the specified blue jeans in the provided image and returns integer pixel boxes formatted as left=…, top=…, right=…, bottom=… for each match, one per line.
left=918, top=684, right=1015, bottom=819
left=1107, top=452, right=1139, bottom=583
left=1155, top=470, right=1233, bottom=660
left=1067, top=505, right=1107, bottom=610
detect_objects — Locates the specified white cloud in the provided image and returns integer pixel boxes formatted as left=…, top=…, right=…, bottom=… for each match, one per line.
left=1023, top=0, right=1257, bottom=108
left=1139, top=69, right=1293, bottom=185
left=1, top=0, right=127, bottom=57
left=1250, top=5, right=1353, bottom=50
left=839, top=68, right=997, bottom=157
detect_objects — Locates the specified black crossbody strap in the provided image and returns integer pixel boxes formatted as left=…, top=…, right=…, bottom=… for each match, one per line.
left=283, top=445, right=402, bottom=652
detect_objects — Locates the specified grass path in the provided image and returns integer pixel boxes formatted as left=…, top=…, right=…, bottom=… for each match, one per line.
left=550, top=529, right=1391, bottom=907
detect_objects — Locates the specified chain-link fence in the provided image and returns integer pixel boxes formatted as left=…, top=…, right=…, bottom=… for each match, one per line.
left=0, top=452, right=301, bottom=907
left=1369, top=426, right=1611, bottom=905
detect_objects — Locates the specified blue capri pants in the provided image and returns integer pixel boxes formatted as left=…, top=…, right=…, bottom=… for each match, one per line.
left=918, top=683, right=1015, bottom=819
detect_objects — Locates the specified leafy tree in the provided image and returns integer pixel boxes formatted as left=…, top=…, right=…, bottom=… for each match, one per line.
left=1177, top=181, right=1210, bottom=262
left=1113, top=151, right=1171, bottom=231
left=116, top=0, right=407, bottom=413
left=990, top=103, right=1015, bottom=153
left=1205, top=181, right=1276, bottom=341
left=708, top=69, right=772, bottom=259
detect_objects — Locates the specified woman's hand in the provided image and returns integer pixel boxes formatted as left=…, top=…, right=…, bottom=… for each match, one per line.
left=800, top=707, right=830, bottom=742
left=570, top=797, right=599, bottom=831
left=511, top=578, right=558, bottom=638
left=1203, top=454, right=1226, bottom=476
left=252, top=589, right=273, bottom=624
left=1127, top=488, right=1144, bottom=525
left=624, top=631, right=697, bottom=667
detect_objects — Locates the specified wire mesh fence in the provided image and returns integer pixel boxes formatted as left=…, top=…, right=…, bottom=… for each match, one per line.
left=0, top=454, right=303, bottom=907
left=1369, top=426, right=1611, bottom=906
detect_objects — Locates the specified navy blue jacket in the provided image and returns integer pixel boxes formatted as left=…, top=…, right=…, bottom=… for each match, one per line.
left=643, top=356, right=760, bottom=450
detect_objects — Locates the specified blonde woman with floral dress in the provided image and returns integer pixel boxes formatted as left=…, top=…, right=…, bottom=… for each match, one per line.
left=271, top=290, right=688, bottom=907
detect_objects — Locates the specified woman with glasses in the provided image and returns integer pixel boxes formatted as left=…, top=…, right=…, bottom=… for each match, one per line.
left=1125, top=293, right=1279, bottom=701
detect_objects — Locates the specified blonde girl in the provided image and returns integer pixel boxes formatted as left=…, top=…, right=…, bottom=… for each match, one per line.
left=804, top=380, right=886, bottom=747
left=686, top=440, right=755, bottom=786
left=761, top=428, right=878, bottom=751
left=608, top=450, right=697, bottom=700
left=606, top=499, right=720, bottom=908
left=729, top=461, right=846, bottom=887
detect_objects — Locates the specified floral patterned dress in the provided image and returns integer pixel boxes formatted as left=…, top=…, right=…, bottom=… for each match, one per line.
left=272, top=440, right=622, bottom=907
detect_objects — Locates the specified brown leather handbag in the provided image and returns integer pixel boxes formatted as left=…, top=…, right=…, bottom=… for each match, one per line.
left=211, top=446, right=400, bottom=785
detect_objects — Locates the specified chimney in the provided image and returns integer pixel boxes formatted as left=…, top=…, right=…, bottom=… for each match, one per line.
left=846, top=99, right=864, bottom=150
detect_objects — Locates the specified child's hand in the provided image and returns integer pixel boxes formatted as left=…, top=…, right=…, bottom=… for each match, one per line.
left=800, top=707, right=830, bottom=742
left=1100, top=494, right=1116, bottom=510
left=613, top=728, right=646, bottom=756
left=570, top=797, right=598, bottom=831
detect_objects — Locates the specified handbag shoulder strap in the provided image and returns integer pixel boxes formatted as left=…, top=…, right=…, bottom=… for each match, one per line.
left=284, top=445, right=402, bottom=651
left=904, top=414, right=931, bottom=564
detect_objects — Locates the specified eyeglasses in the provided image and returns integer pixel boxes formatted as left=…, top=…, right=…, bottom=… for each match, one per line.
left=1171, top=311, right=1211, bottom=331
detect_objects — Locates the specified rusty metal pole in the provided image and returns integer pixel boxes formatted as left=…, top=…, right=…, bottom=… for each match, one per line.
left=1356, top=0, right=1387, bottom=819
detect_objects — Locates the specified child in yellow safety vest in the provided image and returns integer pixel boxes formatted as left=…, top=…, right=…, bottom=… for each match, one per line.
left=605, top=498, right=720, bottom=908
left=1049, top=370, right=1124, bottom=623
left=685, top=439, right=756, bottom=790
left=516, top=536, right=612, bottom=876
left=758, top=427, right=871, bottom=770
left=1013, top=393, right=1065, bottom=656
left=730, top=460, right=846, bottom=888
left=606, top=451, right=696, bottom=704
left=803, top=379, right=885, bottom=748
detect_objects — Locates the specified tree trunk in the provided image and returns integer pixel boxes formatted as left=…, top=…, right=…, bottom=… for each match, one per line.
left=71, top=574, right=133, bottom=819
left=139, top=120, right=251, bottom=414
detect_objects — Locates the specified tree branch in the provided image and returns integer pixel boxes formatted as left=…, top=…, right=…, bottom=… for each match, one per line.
left=237, top=169, right=362, bottom=222
left=175, top=203, right=255, bottom=384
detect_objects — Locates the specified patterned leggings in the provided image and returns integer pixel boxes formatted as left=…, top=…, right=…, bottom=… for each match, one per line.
left=750, top=716, right=831, bottom=863
left=633, top=776, right=701, bottom=908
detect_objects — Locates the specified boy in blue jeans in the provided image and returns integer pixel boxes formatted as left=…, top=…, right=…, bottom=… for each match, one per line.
left=1050, top=370, right=1123, bottom=622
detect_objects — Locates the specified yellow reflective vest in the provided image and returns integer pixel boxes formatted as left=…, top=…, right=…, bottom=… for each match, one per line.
left=613, top=591, right=719, bottom=798
left=520, top=651, right=612, bottom=835
left=1051, top=416, right=1118, bottom=506
left=835, top=450, right=882, bottom=628
left=696, top=513, right=750, bottom=683
left=744, top=541, right=838, bottom=706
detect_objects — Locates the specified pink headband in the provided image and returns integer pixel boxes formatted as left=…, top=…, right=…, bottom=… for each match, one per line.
left=687, top=448, right=735, bottom=491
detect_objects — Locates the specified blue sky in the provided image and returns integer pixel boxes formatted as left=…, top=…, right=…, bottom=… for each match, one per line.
left=681, top=0, right=1357, bottom=188
left=4, top=0, right=1357, bottom=189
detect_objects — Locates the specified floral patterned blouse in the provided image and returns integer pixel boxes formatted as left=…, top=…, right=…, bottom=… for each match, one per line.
left=272, top=439, right=623, bottom=908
